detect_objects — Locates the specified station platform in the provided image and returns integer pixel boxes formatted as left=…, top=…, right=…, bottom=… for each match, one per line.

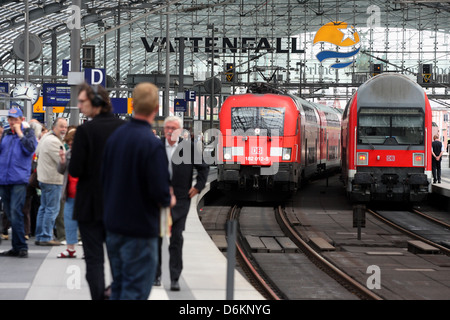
left=431, top=155, right=450, bottom=199
left=0, top=180, right=264, bottom=300
left=1, top=157, right=449, bottom=301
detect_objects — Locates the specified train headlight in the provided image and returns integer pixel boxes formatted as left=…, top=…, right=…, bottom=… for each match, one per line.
left=223, top=147, right=232, bottom=160
left=413, top=153, right=424, bottom=166
left=282, top=148, right=292, bottom=161
left=357, top=152, right=369, bottom=165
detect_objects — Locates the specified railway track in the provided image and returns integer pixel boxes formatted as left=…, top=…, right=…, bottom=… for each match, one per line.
left=228, top=204, right=382, bottom=300
left=367, top=208, right=450, bottom=255
left=228, top=205, right=284, bottom=300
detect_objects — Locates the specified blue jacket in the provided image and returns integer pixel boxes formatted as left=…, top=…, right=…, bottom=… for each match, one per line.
left=101, top=118, right=172, bottom=238
left=0, top=126, right=37, bottom=185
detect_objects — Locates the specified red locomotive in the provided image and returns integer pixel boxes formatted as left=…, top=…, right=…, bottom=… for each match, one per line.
left=217, top=83, right=342, bottom=201
left=341, top=73, right=432, bottom=203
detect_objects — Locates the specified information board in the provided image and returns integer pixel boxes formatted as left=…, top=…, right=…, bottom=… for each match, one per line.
left=43, top=83, right=71, bottom=107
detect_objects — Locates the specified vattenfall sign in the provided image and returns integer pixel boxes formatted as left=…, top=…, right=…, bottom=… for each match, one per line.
left=141, top=37, right=305, bottom=54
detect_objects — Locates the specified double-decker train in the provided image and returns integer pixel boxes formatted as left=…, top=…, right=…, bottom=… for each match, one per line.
left=341, top=73, right=432, bottom=203
left=217, top=83, right=342, bottom=201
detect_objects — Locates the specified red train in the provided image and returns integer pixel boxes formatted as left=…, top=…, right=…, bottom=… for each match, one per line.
left=217, top=83, right=342, bottom=200
left=341, top=73, right=432, bottom=203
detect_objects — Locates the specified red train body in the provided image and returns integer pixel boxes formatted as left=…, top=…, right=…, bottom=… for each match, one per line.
left=341, top=73, right=432, bottom=203
left=217, top=84, right=342, bottom=200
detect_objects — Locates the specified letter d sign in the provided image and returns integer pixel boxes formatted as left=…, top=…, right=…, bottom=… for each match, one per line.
left=85, top=68, right=106, bottom=87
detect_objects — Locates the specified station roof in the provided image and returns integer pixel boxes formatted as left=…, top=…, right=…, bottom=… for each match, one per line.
left=0, top=0, right=449, bottom=94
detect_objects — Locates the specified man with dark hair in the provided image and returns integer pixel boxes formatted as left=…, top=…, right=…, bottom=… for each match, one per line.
left=0, top=108, right=37, bottom=257
left=69, top=83, right=125, bottom=300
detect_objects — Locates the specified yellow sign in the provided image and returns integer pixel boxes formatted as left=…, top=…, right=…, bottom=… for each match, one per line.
left=52, top=107, right=65, bottom=113
left=33, top=97, right=44, bottom=113
left=422, top=73, right=431, bottom=83
left=226, top=73, right=234, bottom=82
left=127, top=98, right=133, bottom=114
left=33, top=97, right=65, bottom=113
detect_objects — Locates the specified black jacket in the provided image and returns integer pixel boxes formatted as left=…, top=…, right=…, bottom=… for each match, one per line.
left=162, top=137, right=209, bottom=222
left=69, top=113, right=125, bottom=222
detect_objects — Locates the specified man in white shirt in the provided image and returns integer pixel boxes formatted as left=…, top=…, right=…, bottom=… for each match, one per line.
left=155, top=116, right=209, bottom=291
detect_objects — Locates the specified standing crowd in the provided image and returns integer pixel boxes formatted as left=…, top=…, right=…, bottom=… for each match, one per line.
left=0, top=82, right=209, bottom=300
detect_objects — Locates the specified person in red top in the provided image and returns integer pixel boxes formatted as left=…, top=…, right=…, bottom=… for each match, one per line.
left=57, top=128, right=79, bottom=258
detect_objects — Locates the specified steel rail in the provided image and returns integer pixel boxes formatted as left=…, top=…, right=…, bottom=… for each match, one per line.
left=228, top=205, right=283, bottom=300
left=276, top=206, right=383, bottom=300
left=411, top=208, right=450, bottom=229
left=367, top=208, right=450, bottom=256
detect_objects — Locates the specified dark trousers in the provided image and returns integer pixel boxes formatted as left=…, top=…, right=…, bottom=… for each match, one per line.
left=78, top=220, right=106, bottom=300
left=22, top=185, right=38, bottom=236
left=156, top=214, right=188, bottom=282
left=432, top=159, right=442, bottom=182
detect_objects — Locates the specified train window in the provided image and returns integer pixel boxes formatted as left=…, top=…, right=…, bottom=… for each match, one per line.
left=303, top=105, right=317, bottom=123
left=231, top=107, right=284, bottom=136
left=357, top=107, right=424, bottom=146
left=325, top=112, right=340, bottom=127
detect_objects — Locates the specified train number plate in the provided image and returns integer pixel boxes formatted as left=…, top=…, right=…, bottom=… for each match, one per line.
left=386, top=155, right=395, bottom=161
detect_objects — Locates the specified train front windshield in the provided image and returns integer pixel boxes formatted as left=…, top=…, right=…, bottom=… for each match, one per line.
left=357, top=107, right=424, bottom=145
left=231, top=107, right=285, bottom=136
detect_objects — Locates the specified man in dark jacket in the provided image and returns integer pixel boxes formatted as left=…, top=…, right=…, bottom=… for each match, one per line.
left=69, top=83, right=125, bottom=300
left=155, top=116, right=209, bottom=291
left=101, top=82, right=175, bottom=300
left=0, top=108, right=37, bottom=258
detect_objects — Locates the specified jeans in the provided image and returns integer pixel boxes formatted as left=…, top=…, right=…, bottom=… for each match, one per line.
left=106, top=231, right=158, bottom=300
left=35, top=182, right=62, bottom=242
left=0, top=184, right=28, bottom=252
left=63, top=197, right=78, bottom=245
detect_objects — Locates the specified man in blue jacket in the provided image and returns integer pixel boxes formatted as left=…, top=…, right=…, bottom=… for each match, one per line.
left=101, top=82, right=175, bottom=300
left=0, top=108, right=37, bottom=258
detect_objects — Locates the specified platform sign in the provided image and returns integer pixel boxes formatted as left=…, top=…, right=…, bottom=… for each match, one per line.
left=62, top=60, right=70, bottom=76
left=185, top=90, right=196, bottom=101
left=110, top=98, right=128, bottom=114
left=43, top=83, right=71, bottom=107
left=84, top=68, right=106, bottom=86
left=174, top=99, right=187, bottom=112
left=0, top=83, right=9, bottom=94
left=62, top=60, right=81, bottom=76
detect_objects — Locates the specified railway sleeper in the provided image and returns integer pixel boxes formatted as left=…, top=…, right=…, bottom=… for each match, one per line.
left=309, top=237, right=336, bottom=252
left=244, top=235, right=298, bottom=253
left=407, top=240, right=440, bottom=254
